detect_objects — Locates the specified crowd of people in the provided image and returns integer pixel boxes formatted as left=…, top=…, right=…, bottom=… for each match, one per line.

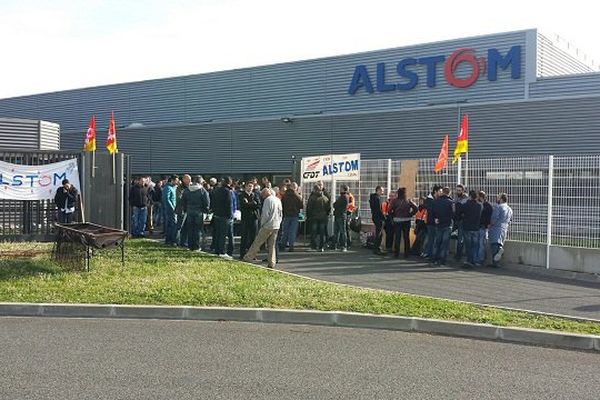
left=127, top=175, right=359, bottom=267
left=369, top=184, right=513, bottom=268
left=127, top=175, right=512, bottom=269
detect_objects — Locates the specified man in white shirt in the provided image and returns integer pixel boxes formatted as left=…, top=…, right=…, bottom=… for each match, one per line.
left=243, top=188, right=283, bottom=269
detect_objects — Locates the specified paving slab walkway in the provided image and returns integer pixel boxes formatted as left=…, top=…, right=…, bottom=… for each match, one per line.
left=275, top=247, right=600, bottom=321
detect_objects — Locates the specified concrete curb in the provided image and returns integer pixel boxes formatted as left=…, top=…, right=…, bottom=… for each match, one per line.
left=150, top=239, right=600, bottom=323
left=0, top=303, right=598, bottom=352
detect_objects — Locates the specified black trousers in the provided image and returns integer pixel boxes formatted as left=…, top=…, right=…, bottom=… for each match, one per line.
left=346, top=212, right=352, bottom=247
left=58, top=211, right=74, bottom=223
left=240, top=218, right=258, bottom=257
left=384, top=218, right=394, bottom=251
left=393, top=220, right=411, bottom=257
left=411, top=225, right=427, bottom=255
left=373, top=217, right=384, bottom=251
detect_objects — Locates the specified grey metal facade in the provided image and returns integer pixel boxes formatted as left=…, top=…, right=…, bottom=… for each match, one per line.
left=0, top=29, right=598, bottom=174
left=536, top=33, right=595, bottom=77
left=0, top=118, right=60, bottom=150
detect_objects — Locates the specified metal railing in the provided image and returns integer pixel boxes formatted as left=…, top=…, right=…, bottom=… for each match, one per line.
left=299, top=154, right=600, bottom=252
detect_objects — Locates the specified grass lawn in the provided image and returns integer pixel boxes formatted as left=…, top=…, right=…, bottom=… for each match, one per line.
left=0, top=239, right=599, bottom=335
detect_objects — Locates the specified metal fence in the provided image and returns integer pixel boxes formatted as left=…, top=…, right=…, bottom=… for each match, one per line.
left=0, top=149, right=81, bottom=239
left=300, top=154, right=600, bottom=251
left=552, top=155, right=600, bottom=248
left=428, top=157, right=551, bottom=246
left=300, top=159, right=402, bottom=221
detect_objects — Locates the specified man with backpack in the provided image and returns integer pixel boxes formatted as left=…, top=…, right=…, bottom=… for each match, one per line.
left=181, top=176, right=210, bottom=252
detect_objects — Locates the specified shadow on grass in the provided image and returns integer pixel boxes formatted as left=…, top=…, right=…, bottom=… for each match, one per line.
left=0, top=258, right=58, bottom=281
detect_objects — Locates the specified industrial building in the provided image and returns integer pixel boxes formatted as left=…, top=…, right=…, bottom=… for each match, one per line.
left=0, top=29, right=598, bottom=175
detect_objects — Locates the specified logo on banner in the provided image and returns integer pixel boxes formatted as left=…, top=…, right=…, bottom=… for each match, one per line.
left=0, top=159, right=80, bottom=201
left=301, top=153, right=360, bottom=182
left=0, top=161, right=75, bottom=188
left=302, top=158, right=322, bottom=180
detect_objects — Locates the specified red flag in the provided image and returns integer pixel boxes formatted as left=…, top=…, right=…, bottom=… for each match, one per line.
left=435, top=135, right=449, bottom=173
left=106, top=111, right=118, bottom=154
left=83, top=115, right=96, bottom=152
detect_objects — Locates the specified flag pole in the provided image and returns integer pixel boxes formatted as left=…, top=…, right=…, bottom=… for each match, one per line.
left=465, top=148, right=469, bottom=188
left=457, top=156, right=462, bottom=185
left=457, top=104, right=462, bottom=185
left=92, top=149, right=96, bottom=178
left=112, top=153, right=116, bottom=184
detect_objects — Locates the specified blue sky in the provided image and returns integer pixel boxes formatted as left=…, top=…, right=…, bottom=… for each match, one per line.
left=0, top=0, right=597, bottom=98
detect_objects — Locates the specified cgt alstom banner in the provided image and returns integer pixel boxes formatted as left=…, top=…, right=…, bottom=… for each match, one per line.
left=0, top=159, right=81, bottom=200
left=301, top=153, right=360, bottom=182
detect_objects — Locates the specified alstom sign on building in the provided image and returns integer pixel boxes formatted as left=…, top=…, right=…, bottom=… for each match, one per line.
left=348, top=45, right=522, bottom=94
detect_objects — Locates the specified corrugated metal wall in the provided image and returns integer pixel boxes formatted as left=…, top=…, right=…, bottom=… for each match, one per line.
left=0, top=118, right=59, bottom=150
left=57, top=95, right=600, bottom=175
left=0, top=118, right=39, bottom=149
left=537, top=33, right=595, bottom=77
left=39, top=120, right=60, bottom=150
left=0, top=30, right=530, bottom=135
left=529, top=73, right=600, bottom=98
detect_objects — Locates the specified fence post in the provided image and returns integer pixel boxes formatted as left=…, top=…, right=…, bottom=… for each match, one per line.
left=386, top=159, right=392, bottom=196
left=546, top=155, right=554, bottom=269
left=457, top=157, right=462, bottom=185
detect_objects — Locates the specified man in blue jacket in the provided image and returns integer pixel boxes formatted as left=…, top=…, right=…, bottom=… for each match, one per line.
left=430, top=186, right=454, bottom=267
left=162, top=175, right=179, bottom=246
left=460, top=190, right=483, bottom=268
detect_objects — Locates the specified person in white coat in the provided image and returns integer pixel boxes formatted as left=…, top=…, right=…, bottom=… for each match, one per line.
left=243, top=188, right=283, bottom=268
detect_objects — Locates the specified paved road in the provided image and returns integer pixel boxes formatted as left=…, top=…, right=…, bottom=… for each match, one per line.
left=276, top=247, right=600, bottom=320
left=1, top=317, right=598, bottom=400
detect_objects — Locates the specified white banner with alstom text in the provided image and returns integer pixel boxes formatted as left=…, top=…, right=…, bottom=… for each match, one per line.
left=0, top=159, right=81, bottom=200
left=301, top=153, right=360, bottom=182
